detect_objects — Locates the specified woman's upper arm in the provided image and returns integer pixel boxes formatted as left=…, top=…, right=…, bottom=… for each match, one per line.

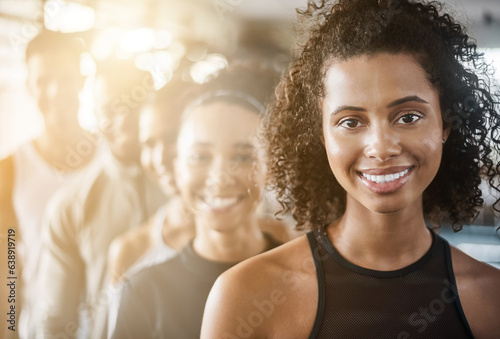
left=201, top=273, right=241, bottom=339
left=201, top=265, right=274, bottom=339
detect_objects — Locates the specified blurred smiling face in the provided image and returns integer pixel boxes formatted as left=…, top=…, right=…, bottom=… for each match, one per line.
left=140, top=106, right=180, bottom=195
left=27, top=52, right=84, bottom=127
left=94, top=76, right=143, bottom=164
left=174, top=101, right=264, bottom=232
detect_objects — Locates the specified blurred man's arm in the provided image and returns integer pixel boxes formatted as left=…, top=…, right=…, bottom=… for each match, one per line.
left=37, top=197, right=85, bottom=339
left=0, top=156, right=19, bottom=339
left=107, top=217, right=154, bottom=286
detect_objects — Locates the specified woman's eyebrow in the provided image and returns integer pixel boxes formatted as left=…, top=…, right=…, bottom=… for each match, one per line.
left=330, top=95, right=429, bottom=116
left=330, top=106, right=365, bottom=116
left=387, top=95, right=429, bottom=108
left=234, top=143, right=254, bottom=149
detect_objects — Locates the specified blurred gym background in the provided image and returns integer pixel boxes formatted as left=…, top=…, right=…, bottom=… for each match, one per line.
left=0, top=0, right=499, bottom=266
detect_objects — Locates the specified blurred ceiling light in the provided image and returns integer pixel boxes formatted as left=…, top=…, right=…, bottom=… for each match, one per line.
left=91, top=27, right=122, bottom=60
left=187, top=45, right=208, bottom=62
left=135, top=53, right=154, bottom=71
left=169, top=41, right=187, bottom=60
left=151, top=70, right=172, bottom=90
left=44, top=0, right=95, bottom=33
left=134, top=51, right=176, bottom=77
left=190, top=53, right=228, bottom=84
left=80, top=53, right=96, bottom=76
left=120, top=28, right=156, bottom=53
left=78, top=76, right=98, bottom=131
left=135, top=51, right=175, bottom=90
left=154, top=51, right=177, bottom=72
left=116, top=49, right=134, bottom=60
left=154, top=29, right=173, bottom=49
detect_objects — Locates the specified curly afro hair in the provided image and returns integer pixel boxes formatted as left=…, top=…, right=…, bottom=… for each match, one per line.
left=264, top=0, right=500, bottom=231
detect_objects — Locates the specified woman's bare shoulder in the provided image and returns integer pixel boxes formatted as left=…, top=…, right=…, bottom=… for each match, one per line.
left=202, top=234, right=319, bottom=339
left=451, top=245, right=500, bottom=338
left=229, top=233, right=312, bottom=280
left=451, top=244, right=500, bottom=285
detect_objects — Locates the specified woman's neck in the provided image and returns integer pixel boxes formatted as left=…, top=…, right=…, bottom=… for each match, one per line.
left=327, top=196, right=432, bottom=271
left=193, top=216, right=266, bottom=263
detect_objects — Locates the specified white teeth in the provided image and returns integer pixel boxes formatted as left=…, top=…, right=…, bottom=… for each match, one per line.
left=204, top=196, right=239, bottom=209
left=361, top=168, right=410, bottom=184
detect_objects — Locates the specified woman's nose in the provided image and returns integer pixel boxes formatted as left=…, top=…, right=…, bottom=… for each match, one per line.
left=205, top=157, right=234, bottom=193
left=363, top=124, right=402, bottom=162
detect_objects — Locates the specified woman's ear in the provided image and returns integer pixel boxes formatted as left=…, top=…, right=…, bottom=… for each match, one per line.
left=442, top=122, right=451, bottom=143
left=320, top=134, right=325, bottom=147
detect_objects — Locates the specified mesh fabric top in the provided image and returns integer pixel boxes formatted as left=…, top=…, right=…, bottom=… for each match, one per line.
left=307, top=229, right=474, bottom=338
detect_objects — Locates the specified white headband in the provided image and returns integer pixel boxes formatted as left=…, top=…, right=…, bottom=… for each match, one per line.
left=182, top=90, right=265, bottom=120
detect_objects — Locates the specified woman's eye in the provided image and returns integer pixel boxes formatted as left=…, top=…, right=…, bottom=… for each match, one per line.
left=396, top=113, right=422, bottom=125
left=339, top=118, right=362, bottom=129
left=189, top=153, right=210, bottom=164
left=233, top=154, right=254, bottom=163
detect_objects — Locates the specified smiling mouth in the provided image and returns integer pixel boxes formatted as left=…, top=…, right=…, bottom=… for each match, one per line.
left=200, top=195, right=244, bottom=211
left=360, top=168, right=412, bottom=184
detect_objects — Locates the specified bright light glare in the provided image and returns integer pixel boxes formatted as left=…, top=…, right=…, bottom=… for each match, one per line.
left=80, top=53, right=96, bottom=76
left=134, top=51, right=175, bottom=89
left=154, top=29, right=172, bottom=49
left=190, top=54, right=228, bottom=84
left=169, top=41, right=187, bottom=61
left=135, top=53, right=154, bottom=71
left=44, top=0, right=96, bottom=33
left=151, top=51, right=176, bottom=89
left=154, top=51, right=177, bottom=72
left=151, top=70, right=172, bottom=90
left=78, top=76, right=98, bottom=131
left=120, top=28, right=156, bottom=53
left=91, top=28, right=122, bottom=60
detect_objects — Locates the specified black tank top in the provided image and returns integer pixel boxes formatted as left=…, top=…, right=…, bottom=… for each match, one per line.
left=307, top=229, right=474, bottom=338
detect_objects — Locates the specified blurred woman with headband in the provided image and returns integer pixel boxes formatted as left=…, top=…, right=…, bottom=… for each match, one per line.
left=111, top=63, right=289, bottom=339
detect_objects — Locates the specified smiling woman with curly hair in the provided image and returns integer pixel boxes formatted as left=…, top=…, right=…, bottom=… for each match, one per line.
left=266, top=0, right=500, bottom=231
left=201, top=0, right=500, bottom=338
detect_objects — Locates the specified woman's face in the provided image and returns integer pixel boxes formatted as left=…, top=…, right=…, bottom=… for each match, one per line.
left=321, top=53, right=449, bottom=215
left=174, top=101, right=264, bottom=231
left=139, top=107, right=179, bottom=196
